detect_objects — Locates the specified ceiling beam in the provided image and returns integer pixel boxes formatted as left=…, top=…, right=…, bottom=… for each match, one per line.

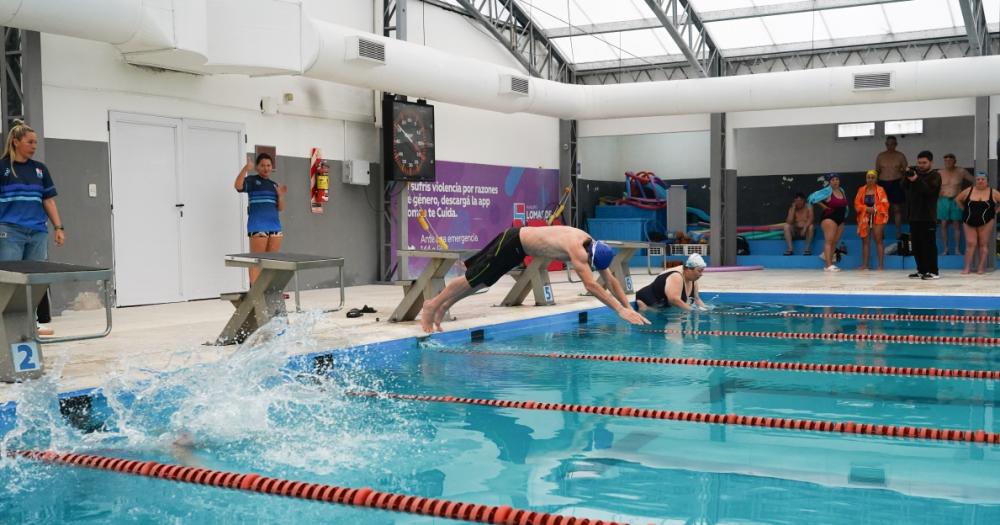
left=642, top=0, right=719, bottom=77
left=453, top=0, right=573, bottom=81
left=545, top=0, right=907, bottom=39
left=573, top=25, right=998, bottom=73
left=958, top=0, right=991, bottom=55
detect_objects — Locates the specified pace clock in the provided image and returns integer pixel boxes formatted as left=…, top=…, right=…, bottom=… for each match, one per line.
left=383, top=96, right=435, bottom=182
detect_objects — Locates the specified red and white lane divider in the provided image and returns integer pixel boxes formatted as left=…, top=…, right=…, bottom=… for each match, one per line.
left=12, top=450, right=629, bottom=525
left=717, top=311, right=1000, bottom=324
left=639, top=328, right=1000, bottom=346
left=351, top=391, right=1000, bottom=445
left=438, top=350, right=1000, bottom=380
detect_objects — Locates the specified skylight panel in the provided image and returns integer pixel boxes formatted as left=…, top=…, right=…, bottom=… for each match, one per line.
left=819, top=5, right=892, bottom=39
left=704, top=18, right=775, bottom=49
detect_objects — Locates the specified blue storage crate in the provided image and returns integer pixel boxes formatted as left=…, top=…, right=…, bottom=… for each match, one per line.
left=586, top=218, right=647, bottom=241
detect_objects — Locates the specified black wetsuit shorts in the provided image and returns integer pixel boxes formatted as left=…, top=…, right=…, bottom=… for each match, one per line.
left=464, top=227, right=525, bottom=288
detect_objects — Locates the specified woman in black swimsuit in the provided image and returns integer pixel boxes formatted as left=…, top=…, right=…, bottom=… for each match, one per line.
left=817, top=174, right=848, bottom=272
left=954, top=172, right=999, bottom=274
left=635, top=254, right=707, bottom=311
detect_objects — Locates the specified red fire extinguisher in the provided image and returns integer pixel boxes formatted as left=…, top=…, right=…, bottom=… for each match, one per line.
left=312, top=161, right=330, bottom=203
left=310, top=152, right=330, bottom=214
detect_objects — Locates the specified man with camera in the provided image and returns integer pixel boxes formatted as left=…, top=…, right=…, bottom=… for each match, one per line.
left=901, top=150, right=942, bottom=280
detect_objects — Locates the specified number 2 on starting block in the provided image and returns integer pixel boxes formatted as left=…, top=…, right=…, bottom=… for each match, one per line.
left=10, top=342, right=40, bottom=373
left=543, top=284, right=554, bottom=303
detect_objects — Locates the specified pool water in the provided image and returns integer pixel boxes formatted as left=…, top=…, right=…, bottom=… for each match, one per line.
left=2, top=304, right=999, bottom=524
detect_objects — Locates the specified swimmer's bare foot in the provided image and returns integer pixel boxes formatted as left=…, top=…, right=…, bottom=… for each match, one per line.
left=432, top=304, right=448, bottom=332
left=960, top=268, right=971, bottom=275
left=419, top=304, right=436, bottom=333
left=858, top=266, right=869, bottom=271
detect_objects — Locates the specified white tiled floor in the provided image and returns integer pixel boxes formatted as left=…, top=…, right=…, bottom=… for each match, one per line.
left=2, top=267, right=997, bottom=402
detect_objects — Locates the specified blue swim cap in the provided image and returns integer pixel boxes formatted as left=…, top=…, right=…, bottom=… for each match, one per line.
left=589, top=240, right=614, bottom=271
left=824, top=173, right=840, bottom=182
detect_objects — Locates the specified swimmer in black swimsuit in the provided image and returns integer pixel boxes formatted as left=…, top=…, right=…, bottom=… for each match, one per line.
left=955, top=172, right=1000, bottom=274
left=635, top=253, right=707, bottom=312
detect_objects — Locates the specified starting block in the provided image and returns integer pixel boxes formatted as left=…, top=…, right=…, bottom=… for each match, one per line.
left=215, top=253, right=344, bottom=345
left=0, top=261, right=113, bottom=383
left=500, top=256, right=555, bottom=306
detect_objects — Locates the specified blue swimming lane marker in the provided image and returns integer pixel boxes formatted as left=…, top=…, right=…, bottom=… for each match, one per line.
left=10, top=342, right=40, bottom=373
left=543, top=284, right=554, bottom=303
left=625, top=276, right=634, bottom=293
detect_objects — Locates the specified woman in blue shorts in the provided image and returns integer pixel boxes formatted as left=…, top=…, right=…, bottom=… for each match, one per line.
left=234, top=153, right=286, bottom=284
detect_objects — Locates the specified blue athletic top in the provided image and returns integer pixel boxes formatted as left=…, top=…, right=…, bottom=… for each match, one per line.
left=0, top=158, right=57, bottom=232
left=240, top=175, right=281, bottom=233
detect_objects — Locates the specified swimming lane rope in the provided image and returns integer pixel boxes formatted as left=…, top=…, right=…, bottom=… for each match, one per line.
left=437, top=349, right=1000, bottom=380
left=11, top=450, right=628, bottom=525
left=638, top=329, right=1000, bottom=346
left=350, top=391, right=1000, bottom=445
left=716, top=311, right=1000, bottom=324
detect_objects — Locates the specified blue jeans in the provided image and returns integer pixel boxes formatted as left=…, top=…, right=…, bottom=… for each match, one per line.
left=0, top=223, right=51, bottom=322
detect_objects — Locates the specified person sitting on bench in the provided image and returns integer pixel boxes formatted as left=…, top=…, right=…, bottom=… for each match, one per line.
left=418, top=225, right=650, bottom=332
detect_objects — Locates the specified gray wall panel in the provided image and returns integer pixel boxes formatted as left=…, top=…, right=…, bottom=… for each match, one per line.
left=44, top=139, right=113, bottom=314
left=42, top=138, right=380, bottom=315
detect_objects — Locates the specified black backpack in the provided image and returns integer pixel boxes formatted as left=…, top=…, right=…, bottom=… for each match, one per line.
left=736, top=236, right=750, bottom=255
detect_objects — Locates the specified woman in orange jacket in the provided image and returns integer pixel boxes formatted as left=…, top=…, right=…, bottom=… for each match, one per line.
left=855, top=170, right=890, bottom=270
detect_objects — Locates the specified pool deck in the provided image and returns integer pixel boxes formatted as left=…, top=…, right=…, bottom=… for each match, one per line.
left=1, top=268, right=997, bottom=403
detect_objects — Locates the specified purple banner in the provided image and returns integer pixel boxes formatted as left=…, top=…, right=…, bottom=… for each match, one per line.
left=391, top=160, right=560, bottom=277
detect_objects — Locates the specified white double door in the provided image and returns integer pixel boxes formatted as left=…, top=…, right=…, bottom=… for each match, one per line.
left=109, top=112, right=246, bottom=306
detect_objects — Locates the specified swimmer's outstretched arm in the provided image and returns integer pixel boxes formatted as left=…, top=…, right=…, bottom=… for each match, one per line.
left=570, top=251, right=649, bottom=325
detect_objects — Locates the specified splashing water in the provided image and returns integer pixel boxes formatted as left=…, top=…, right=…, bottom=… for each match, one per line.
left=2, top=310, right=435, bottom=486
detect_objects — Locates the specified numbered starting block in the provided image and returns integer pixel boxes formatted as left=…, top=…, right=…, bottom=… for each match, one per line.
left=0, top=261, right=113, bottom=383
left=500, top=256, right=556, bottom=307
left=596, top=241, right=649, bottom=295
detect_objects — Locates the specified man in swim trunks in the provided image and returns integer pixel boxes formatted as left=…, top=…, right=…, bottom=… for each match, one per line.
left=937, top=153, right=973, bottom=254
left=782, top=192, right=814, bottom=255
left=635, top=253, right=707, bottom=311
left=875, top=136, right=908, bottom=237
left=418, top=225, right=650, bottom=332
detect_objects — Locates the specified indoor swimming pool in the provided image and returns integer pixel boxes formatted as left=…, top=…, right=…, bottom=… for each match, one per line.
left=1, top=302, right=999, bottom=524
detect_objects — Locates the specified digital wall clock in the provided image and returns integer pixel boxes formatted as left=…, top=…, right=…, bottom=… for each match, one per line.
left=383, top=96, right=435, bottom=182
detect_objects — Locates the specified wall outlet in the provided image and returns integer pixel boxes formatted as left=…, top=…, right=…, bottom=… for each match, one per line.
left=88, top=184, right=97, bottom=198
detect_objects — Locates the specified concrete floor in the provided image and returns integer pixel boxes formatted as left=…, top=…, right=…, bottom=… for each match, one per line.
left=2, top=267, right=997, bottom=402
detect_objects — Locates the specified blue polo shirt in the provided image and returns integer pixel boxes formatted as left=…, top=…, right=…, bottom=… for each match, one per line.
left=0, top=158, right=57, bottom=232
left=240, top=175, right=281, bottom=233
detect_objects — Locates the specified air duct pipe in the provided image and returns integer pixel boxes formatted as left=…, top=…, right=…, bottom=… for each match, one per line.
left=305, top=20, right=1000, bottom=120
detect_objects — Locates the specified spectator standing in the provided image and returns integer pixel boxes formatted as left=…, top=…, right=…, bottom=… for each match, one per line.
left=937, top=153, right=973, bottom=254
left=954, top=172, right=998, bottom=274
left=901, top=151, right=942, bottom=280
left=875, top=136, right=909, bottom=238
left=234, top=153, right=286, bottom=285
left=0, top=120, right=66, bottom=336
left=854, top=170, right=889, bottom=271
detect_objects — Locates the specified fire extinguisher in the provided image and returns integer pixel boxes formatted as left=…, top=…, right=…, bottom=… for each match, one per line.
left=312, top=161, right=330, bottom=204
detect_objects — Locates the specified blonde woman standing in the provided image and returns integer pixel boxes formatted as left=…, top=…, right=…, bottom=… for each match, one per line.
left=0, top=120, right=66, bottom=336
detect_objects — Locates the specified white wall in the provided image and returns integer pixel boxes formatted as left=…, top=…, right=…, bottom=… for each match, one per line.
left=40, top=0, right=558, bottom=170
left=736, top=117, right=974, bottom=177
left=578, top=114, right=711, bottom=138
left=992, top=95, right=999, bottom=160
left=580, top=131, right=710, bottom=181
